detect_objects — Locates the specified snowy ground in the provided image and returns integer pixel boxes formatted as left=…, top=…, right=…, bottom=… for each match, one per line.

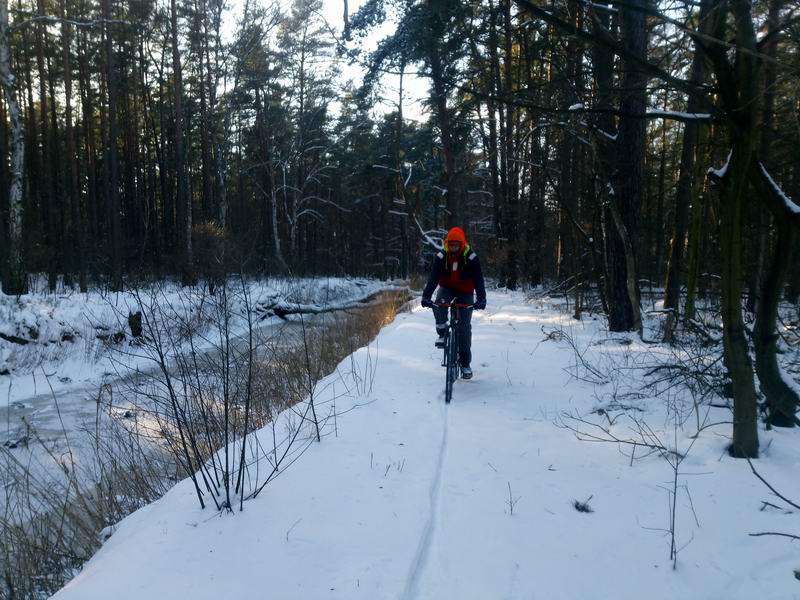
left=53, top=291, right=800, bottom=600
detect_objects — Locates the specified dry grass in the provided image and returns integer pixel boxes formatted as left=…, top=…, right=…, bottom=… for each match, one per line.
left=1, top=408, right=172, bottom=599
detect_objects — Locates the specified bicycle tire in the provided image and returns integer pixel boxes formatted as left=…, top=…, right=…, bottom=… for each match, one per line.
left=444, top=328, right=455, bottom=404
left=450, top=326, right=459, bottom=384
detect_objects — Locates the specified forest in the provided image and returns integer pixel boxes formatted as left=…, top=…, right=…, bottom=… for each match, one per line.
left=0, top=0, right=799, bottom=448
left=1, top=0, right=800, bottom=597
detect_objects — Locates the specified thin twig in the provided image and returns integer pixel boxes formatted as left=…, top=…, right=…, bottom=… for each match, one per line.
left=746, top=457, right=800, bottom=511
left=747, top=532, right=800, bottom=541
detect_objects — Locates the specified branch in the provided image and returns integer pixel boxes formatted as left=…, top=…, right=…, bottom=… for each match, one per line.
left=512, top=0, right=710, bottom=106
left=756, top=9, right=800, bottom=53
left=751, top=162, right=800, bottom=227
left=413, top=216, right=444, bottom=249
left=303, top=195, right=353, bottom=213
left=747, top=532, right=800, bottom=541
left=11, top=12, right=134, bottom=31
left=295, top=208, right=324, bottom=222
left=460, top=81, right=719, bottom=123
left=746, top=457, right=800, bottom=511
left=598, top=0, right=798, bottom=71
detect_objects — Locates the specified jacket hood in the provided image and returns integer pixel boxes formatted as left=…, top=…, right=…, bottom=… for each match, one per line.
left=445, top=227, right=467, bottom=253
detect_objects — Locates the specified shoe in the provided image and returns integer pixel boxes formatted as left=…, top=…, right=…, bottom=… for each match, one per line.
left=435, top=328, right=447, bottom=348
left=461, top=366, right=473, bottom=379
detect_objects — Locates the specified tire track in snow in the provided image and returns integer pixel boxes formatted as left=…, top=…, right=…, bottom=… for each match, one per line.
left=400, top=400, right=449, bottom=600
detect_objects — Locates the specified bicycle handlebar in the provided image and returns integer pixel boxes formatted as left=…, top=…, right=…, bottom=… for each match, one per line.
left=427, top=301, right=474, bottom=309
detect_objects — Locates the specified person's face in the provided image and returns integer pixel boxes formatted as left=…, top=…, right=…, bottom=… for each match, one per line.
left=447, top=240, right=461, bottom=253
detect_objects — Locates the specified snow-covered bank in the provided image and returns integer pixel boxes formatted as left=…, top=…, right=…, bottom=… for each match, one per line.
left=0, top=277, right=405, bottom=409
left=53, top=292, right=800, bottom=600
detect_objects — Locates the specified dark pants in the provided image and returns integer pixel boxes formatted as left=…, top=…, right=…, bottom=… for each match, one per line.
left=433, top=288, right=474, bottom=367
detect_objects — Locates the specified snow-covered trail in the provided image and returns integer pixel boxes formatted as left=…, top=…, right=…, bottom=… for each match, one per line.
left=401, top=397, right=448, bottom=600
left=53, top=292, right=800, bottom=600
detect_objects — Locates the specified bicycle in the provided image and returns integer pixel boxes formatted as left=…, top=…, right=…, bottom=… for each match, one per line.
left=426, top=301, right=474, bottom=404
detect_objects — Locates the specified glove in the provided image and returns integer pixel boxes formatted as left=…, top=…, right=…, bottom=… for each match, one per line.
left=474, top=299, right=486, bottom=310
left=421, top=297, right=434, bottom=308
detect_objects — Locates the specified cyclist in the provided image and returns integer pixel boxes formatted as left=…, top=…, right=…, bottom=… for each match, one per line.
left=420, top=226, right=487, bottom=379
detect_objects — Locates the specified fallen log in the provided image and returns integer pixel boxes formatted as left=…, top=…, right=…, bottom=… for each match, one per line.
left=0, top=331, right=30, bottom=345
left=262, top=287, right=412, bottom=320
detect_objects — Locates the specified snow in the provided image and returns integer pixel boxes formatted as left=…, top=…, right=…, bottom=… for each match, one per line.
left=760, top=163, right=800, bottom=215
left=708, top=150, right=732, bottom=179
left=414, top=216, right=445, bottom=249
left=567, top=103, right=584, bottom=111
left=779, top=363, right=800, bottom=397
left=575, top=0, right=619, bottom=13
left=647, top=109, right=712, bottom=121
left=598, top=128, right=618, bottom=141
left=52, top=292, right=800, bottom=600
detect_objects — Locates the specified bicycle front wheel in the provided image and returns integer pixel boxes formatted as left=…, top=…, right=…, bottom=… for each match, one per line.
left=445, top=328, right=458, bottom=404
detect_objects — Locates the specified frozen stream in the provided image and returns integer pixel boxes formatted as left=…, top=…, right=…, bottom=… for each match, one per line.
left=1, top=291, right=409, bottom=484
left=2, top=315, right=299, bottom=448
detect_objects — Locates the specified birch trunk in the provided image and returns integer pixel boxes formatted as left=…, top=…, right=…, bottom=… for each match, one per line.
left=0, top=0, right=26, bottom=294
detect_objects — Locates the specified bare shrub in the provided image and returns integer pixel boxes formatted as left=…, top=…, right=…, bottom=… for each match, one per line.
left=552, top=312, right=724, bottom=568
left=112, top=282, right=405, bottom=511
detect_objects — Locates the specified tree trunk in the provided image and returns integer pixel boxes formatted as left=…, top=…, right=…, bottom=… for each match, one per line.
left=753, top=218, right=797, bottom=427
left=745, top=0, right=780, bottom=313
left=556, top=0, right=583, bottom=289
left=750, top=0, right=797, bottom=428
left=521, top=28, right=545, bottom=287
left=653, top=97, right=667, bottom=283
left=47, top=49, right=67, bottom=288
left=607, top=190, right=642, bottom=333
left=704, top=0, right=769, bottom=457
left=663, top=0, right=711, bottom=338
left=683, top=127, right=708, bottom=324
left=605, top=0, right=645, bottom=333
left=0, top=83, right=6, bottom=275
left=394, top=59, right=410, bottom=278
left=745, top=209, right=767, bottom=314
left=487, top=0, right=502, bottom=239
left=102, top=0, right=123, bottom=291
left=426, top=0, right=458, bottom=226
left=35, top=0, right=57, bottom=291
left=171, top=0, right=194, bottom=285
left=61, top=0, right=86, bottom=291
left=501, top=0, right=518, bottom=289
left=0, top=0, right=26, bottom=294
left=717, top=145, right=759, bottom=457
left=787, top=237, right=800, bottom=304
left=78, top=29, right=98, bottom=263
left=198, top=20, right=212, bottom=223
left=664, top=117, right=702, bottom=316
left=590, top=7, right=622, bottom=329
